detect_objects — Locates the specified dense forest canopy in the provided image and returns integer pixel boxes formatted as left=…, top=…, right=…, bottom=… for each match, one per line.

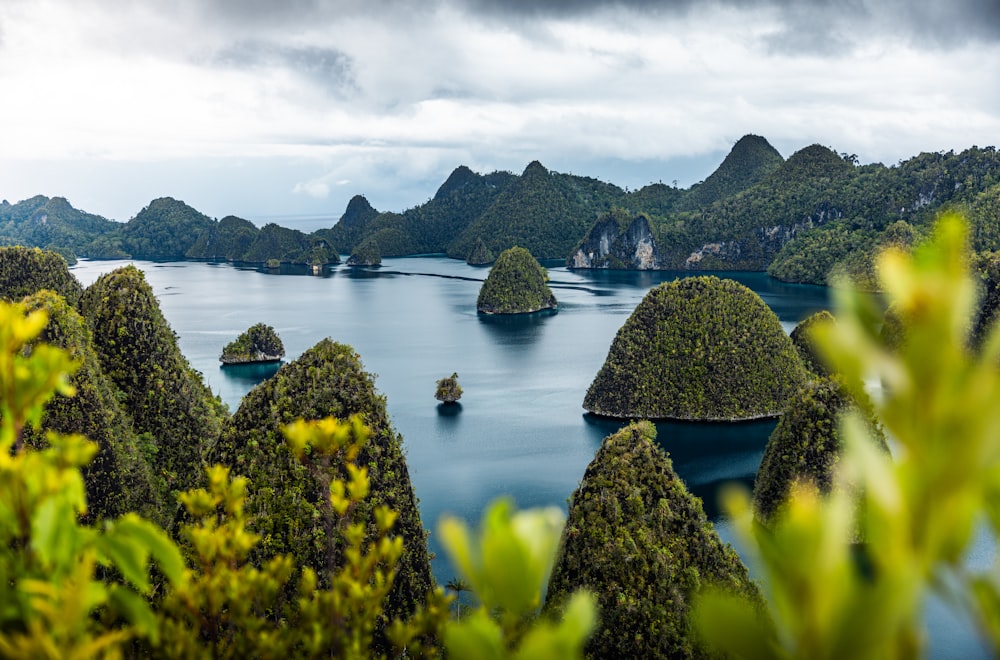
left=584, top=276, right=807, bottom=420
left=3, top=137, right=997, bottom=285
left=476, top=246, right=557, bottom=314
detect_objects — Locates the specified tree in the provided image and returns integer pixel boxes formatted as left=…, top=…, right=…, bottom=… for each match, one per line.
left=435, top=372, right=463, bottom=403
left=696, top=213, right=1000, bottom=657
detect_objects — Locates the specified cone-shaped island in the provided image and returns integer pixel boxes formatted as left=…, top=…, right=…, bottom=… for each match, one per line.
left=545, top=421, right=760, bottom=658
left=476, top=246, right=556, bottom=314
left=584, top=276, right=807, bottom=420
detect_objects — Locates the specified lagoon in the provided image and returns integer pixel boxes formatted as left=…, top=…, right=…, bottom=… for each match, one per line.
left=69, top=256, right=984, bottom=657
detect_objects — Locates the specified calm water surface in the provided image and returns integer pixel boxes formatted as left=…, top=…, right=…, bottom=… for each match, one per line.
left=70, top=256, right=987, bottom=657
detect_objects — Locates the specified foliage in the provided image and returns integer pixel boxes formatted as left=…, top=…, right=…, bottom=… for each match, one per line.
left=695, top=213, right=1000, bottom=657
left=441, top=499, right=597, bottom=659
left=153, top=419, right=450, bottom=659
left=449, top=161, right=625, bottom=260
left=79, top=265, right=228, bottom=505
left=0, top=245, right=84, bottom=306
left=220, top=323, right=285, bottom=364
left=546, top=421, right=760, bottom=658
left=21, top=290, right=163, bottom=525
left=120, top=197, right=216, bottom=259
left=477, top=246, right=557, bottom=314
left=207, top=339, right=434, bottom=632
left=789, top=310, right=836, bottom=377
left=347, top=237, right=382, bottom=266
left=466, top=237, right=495, bottom=265
left=435, top=372, right=463, bottom=403
left=186, top=215, right=259, bottom=261
left=676, top=134, right=784, bottom=211
left=0, top=300, right=184, bottom=657
left=0, top=195, right=121, bottom=256
left=752, top=377, right=887, bottom=525
left=584, top=276, right=807, bottom=420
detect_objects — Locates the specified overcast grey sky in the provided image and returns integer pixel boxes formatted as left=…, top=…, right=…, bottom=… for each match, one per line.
left=1, top=0, right=998, bottom=227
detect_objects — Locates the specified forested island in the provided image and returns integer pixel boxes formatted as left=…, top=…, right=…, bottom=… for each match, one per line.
left=476, top=246, right=557, bottom=314
left=4, top=135, right=998, bottom=287
left=583, top=276, right=806, bottom=420
left=220, top=323, right=285, bottom=364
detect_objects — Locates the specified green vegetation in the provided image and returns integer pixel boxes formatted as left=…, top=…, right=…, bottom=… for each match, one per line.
left=79, top=266, right=227, bottom=502
left=0, top=195, right=123, bottom=257
left=435, top=372, right=463, bottom=403
left=677, top=134, right=784, bottom=210
left=220, top=323, right=285, bottom=364
left=0, top=297, right=594, bottom=658
left=121, top=197, right=216, bottom=259
left=477, top=246, right=557, bottom=314
left=449, top=161, right=624, bottom=260
left=21, top=289, right=163, bottom=525
left=466, top=237, right=495, bottom=265
left=584, top=276, right=807, bottom=420
left=546, top=421, right=760, bottom=658
left=207, top=339, right=432, bottom=627
left=790, top=310, right=837, bottom=377
left=696, top=213, right=1000, bottom=657
left=0, top=245, right=84, bottom=305
left=752, top=377, right=887, bottom=525
left=347, top=236, right=382, bottom=266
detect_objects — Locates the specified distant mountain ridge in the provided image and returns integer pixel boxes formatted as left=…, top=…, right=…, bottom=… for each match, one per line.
left=4, top=134, right=999, bottom=283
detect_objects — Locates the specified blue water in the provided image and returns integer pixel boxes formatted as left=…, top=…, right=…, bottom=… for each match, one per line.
left=69, top=256, right=990, bottom=657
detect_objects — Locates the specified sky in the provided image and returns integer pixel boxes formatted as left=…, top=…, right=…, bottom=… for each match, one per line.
left=1, top=0, right=999, bottom=229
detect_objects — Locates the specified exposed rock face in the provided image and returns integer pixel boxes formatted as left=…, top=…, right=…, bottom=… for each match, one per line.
left=546, top=421, right=760, bottom=659
left=584, top=276, right=807, bottom=420
left=569, top=212, right=660, bottom=269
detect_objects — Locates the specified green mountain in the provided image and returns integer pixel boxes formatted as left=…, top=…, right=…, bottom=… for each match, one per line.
left=676, top=133, right=784, bottom=210
left=584, top=276, right=807, bottom=420
left=477, top=246, right=557, bottom=314
left=347, top=236, right=382, bottom=266
left=22, top=289, right=164, bottom=525
left=207, top=339, right=434, bottom=624
left=79, top=266, right=228, bottom=502
left=185, top=215, right=259, bottom=260
left=790, top=310, right=836, bottom=377
left=752, top=377, right=887, bottom=525
left=0, top=246, right=84, bottom=305
left=448, top=161, right=625, bottom=259
left=546, top=421, right=760, bottom=658
left=0, top=195, right=123, bottom=258
left=120, top=197, right=216, bottom=259
left=324, top=194, right=381, bottom=253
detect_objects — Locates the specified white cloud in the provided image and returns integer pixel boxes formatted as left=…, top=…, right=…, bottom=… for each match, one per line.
left=0, top=0, right=997, bottom=221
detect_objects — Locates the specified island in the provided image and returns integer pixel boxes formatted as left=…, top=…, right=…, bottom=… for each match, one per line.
left=346, top=237, right=382, bottom=266
left=583, top=276, right=807, bottom=420
left=476, top=246, right=557, bottom=314
left=752, top=377, right=888, bottom=526
left=219, top=323, right=285, bottom=364
left=545, top=421, right=760, bottom=658
left=465, top=237, right=495, bottom=265
left=435, top=372, right=463, bottom=403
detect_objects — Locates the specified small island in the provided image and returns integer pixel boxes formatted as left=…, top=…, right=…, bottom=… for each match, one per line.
left=476, top=246, right=557, bottom=314
left=583, top=276, right=806, bottom=421
left=220, top=323, right=285, bottom=364
left=435, top=372, right=463, bottom=403
left=466, top=237, right=495, bottom=266
left=347, top=237, right=382, bottom=266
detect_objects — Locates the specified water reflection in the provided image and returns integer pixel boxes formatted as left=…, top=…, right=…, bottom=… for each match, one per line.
left=436, top=402, right=463, bottom=417
left=219, top=361, right=282, bottom=386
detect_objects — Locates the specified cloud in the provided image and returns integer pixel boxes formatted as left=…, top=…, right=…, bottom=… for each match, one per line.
left=293, top=179, right=331, bottom=199
left=211, top=42, right=356, bottom=97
